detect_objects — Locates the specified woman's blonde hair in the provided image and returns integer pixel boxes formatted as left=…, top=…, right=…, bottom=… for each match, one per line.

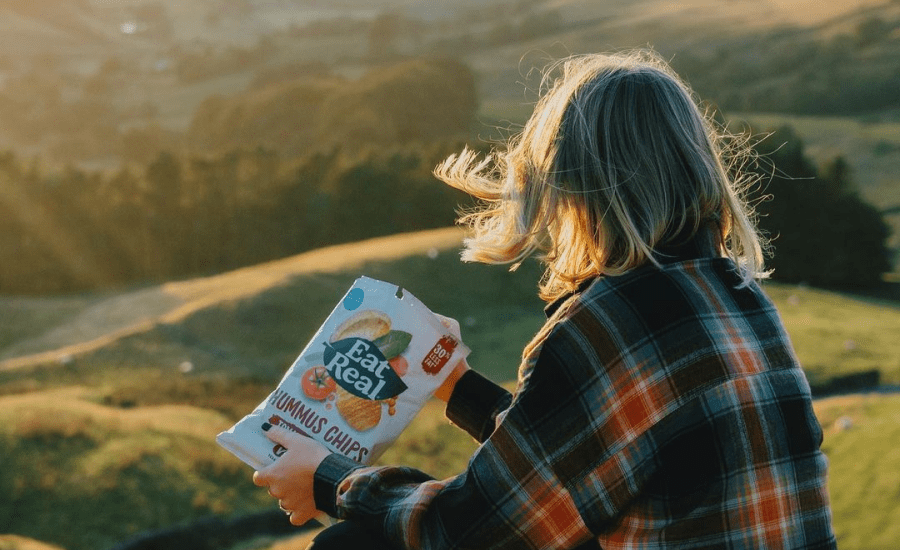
left=435, top=49, right=769, bottom=301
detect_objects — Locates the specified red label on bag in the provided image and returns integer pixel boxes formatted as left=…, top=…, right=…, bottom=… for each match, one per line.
left=422, top=335, right=458, bottom=375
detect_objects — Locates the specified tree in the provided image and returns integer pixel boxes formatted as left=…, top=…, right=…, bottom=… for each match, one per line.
left=748, top=126, right=892, bottom=287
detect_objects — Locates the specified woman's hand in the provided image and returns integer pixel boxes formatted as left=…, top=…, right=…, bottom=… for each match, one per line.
left=252, top=425, right=332, bottom=526
left=432, top=313, right=471, bottom=403
left=434, top=358, right=469, bottom=402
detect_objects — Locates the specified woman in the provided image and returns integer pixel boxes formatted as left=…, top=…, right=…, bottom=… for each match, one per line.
left=253, top=50, right=837, bottom=549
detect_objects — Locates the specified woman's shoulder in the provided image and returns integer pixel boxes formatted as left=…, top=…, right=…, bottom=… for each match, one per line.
left=531, top=257, right=802, bottom=417
left=544, top=257, right=786, bottom=366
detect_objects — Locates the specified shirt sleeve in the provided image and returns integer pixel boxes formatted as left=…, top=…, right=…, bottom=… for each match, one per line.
left=444, top=369, right=513, bottom=443
left=311, top=311, right=631, bottom=550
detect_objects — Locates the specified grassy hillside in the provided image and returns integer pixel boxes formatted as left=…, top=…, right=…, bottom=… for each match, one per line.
left=0, top=228, right=546, bottom=385
left=0, top=535, right=65, bottom=550
left=0, top=387, right=268, bottom=550
left=1, top=229, right=900, bottom=549
left=0, top=229, right=545, bottom=550
left=813, top=392, right=900, bottom=549
left=4, top=228, right=897, bottom=396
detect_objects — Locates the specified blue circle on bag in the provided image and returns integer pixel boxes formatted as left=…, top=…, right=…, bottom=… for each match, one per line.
left=343, top=288, right=364, bottom=310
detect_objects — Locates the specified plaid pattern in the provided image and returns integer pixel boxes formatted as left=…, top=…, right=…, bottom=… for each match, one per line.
left=314, top=257, right=836, bottom=549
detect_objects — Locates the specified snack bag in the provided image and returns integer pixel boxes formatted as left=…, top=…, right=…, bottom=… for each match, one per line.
left=216, top=276, right=470, bottom=469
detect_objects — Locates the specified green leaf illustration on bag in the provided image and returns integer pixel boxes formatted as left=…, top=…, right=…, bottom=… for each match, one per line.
left=323, top=337, right=408, bottom=400
left=373, top=330, right=412, bottom=359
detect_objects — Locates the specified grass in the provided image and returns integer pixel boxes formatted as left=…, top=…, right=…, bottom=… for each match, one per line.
left=5, top=248, right=896, bottom=399
left=0, top=387, right=272, bottom=550
left=0, top=294, right=99, bottom=353
left=0, top=535, right=65, bottom=550
left=0, top=237, right=547, bottom=394
left=0, top=234, right=547, bottom=550
left=4, top=389, right=886, bottom=550
left=813, top=393, right=900, bottom=550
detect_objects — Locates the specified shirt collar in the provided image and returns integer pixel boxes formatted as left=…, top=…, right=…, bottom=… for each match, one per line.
left=544, top=277, right=595, bottom=318
left=653, top=223, right=721, bottom=264
left=542, top=224, right=721, bottom=318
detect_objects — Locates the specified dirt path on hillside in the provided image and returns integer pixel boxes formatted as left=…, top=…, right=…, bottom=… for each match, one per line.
left=0, top=227, right=465, bottom=371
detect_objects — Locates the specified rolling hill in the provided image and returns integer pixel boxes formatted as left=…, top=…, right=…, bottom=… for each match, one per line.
left=0, top=1, right=898, bottom=545
left=0, top=227, right=469, bottom=371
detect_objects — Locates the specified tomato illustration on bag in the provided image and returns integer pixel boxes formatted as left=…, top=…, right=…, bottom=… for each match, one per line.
left=301, top=366, right=337, bottom=401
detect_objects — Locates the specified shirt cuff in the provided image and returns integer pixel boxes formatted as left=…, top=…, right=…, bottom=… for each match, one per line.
left=445, top=369, right=512, bottom=443
left=313, top=453, right=364, bottom=518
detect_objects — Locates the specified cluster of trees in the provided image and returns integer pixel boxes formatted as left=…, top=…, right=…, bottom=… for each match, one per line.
left=0, top=54, right=475, bottom=166
left=0, top=37, right=892, bottom=295
left=0, top=56, right=481, bottom=294
left=747, top=126, right=893, bottom=287
left=0, top=122, right=891, bottom=294
left=0, top=144, right=472, bottom=294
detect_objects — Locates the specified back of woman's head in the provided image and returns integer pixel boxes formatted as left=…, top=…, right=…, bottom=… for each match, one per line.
left=436, top=50, right=767, bottom=301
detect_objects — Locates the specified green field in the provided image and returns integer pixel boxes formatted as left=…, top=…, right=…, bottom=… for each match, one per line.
left=1, top=230, right=899, bottom=549
left=763, top=281, right=900, bottom=387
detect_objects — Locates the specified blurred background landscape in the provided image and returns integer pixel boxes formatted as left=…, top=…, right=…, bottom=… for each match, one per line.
left=0, top=0, right=898, bottom=548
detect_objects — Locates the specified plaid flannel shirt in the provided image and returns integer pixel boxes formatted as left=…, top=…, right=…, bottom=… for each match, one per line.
left=313, top=246, right=836, bottom=549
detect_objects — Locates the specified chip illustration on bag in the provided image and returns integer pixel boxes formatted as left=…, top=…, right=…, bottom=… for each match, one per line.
left=216, top=276, right=470, bottom=468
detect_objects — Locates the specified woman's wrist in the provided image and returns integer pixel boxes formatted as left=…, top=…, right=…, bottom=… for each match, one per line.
left=313, top=453, right=365, bottom=518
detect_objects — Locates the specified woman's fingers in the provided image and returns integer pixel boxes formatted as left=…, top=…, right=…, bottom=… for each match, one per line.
left=252, top=469, right=270, bottom=487
left=434, top=313, right=462, bottom=339
left=252, top=426, right=298, bottom=488
left=278, top=495, right=302, bottom=510
left=279, top=499, right=317, bottom=526
left=250, top=425, right=331, bottom=525
left=262, top=424, right=297, bottom=447
left=287, top=504, right=318, bottom=526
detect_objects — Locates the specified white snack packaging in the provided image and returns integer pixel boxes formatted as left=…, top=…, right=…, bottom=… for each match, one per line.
left=216, top=276, right=470, bottom=469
